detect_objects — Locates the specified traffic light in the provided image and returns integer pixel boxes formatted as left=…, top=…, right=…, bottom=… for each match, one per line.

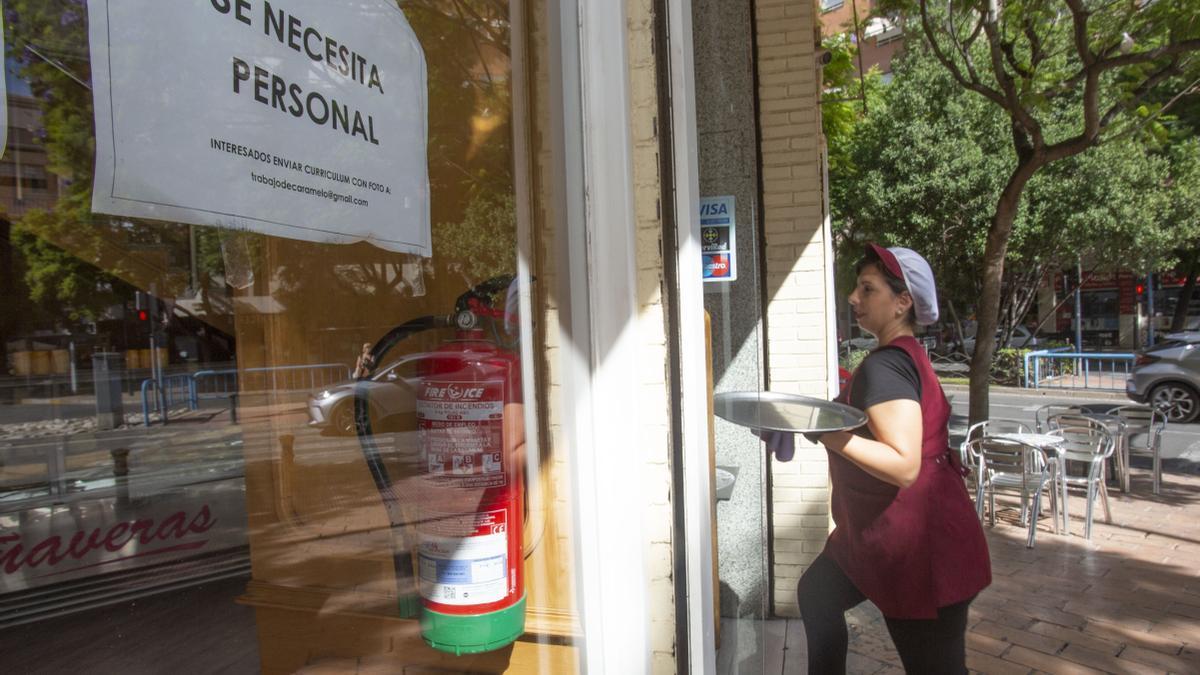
left=1135, top=283, right=1146, bottom=301
left=134, top=290, right=154, bottom=323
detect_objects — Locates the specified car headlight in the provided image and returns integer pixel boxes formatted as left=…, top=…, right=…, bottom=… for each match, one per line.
left=316, top=390, right=334, bottom=400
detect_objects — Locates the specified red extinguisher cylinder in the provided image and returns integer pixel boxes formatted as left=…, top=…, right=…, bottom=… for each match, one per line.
left=414, top=330, right=526, bottom=655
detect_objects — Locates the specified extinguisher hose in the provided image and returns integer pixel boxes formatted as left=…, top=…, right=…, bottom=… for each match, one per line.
left=354, top=314, right=446, bottom=618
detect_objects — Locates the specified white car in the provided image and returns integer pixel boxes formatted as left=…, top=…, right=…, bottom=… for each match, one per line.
left=840, top=335, right=878, bottom=351
left=957, top=325, right=1039, bottom=354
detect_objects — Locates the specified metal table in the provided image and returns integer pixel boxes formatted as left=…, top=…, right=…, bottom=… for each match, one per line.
left=713, top=391, right=867, bottom=434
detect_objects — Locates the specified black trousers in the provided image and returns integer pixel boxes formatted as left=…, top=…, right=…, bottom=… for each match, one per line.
left=796, top=553, right=971, bottom=674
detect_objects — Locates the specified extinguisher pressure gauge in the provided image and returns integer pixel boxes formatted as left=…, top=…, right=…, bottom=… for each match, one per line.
left=454, top=310, right=478, bottom=331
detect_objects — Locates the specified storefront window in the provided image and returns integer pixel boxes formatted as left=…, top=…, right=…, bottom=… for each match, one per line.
left=1, top=2, right=581, bottom=671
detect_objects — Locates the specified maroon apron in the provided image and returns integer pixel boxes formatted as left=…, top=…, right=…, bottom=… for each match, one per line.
left=824, top=336, right=991, bottom=619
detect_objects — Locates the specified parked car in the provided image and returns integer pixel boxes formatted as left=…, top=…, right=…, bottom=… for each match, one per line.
left=1126, top=332, right=1200, bottom=423
left=953, top=325, right=1039, bottom=355
left=840, top=335, right=937, bottom=354
left=840, top=335, right=878, bottom=351
left=307, top=354, right=427, bottom=434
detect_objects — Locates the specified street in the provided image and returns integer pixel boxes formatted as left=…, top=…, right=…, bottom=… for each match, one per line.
left=945, top=385, right=1200, bottom=471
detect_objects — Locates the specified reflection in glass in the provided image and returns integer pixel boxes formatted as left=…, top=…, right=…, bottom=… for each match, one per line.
left=1, top=2, right=577, bottom=672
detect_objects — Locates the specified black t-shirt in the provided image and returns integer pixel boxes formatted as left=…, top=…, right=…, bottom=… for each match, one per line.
left=848, top=347, right=921, bottom=439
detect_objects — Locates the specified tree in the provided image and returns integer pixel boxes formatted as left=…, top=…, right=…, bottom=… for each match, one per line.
left=833, top=41, right=1200, bottom=358
left=879, top=0, right=1200, bottom=422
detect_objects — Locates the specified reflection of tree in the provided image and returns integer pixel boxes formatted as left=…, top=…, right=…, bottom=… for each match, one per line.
left=4, top=0, right=220, bottom=331
left=271, top=1, right=519, bottom=331
left=1, top=0, right=520, bottom=358
left=405, top=1, right=517, bottom=282
left=5, top=0, right=113, bottom=329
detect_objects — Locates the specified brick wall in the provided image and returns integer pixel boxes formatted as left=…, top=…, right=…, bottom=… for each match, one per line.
left=753, top=0, right=835, bottom=618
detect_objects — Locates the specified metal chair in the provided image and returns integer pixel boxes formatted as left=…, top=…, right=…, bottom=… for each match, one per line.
left=1047, top=423, right=1115, bottom=540
left=965, top=436, right=1057, bottom=548
left=959, top=419, right=1034, bottom=499
left=1034, top=403, right=1083, bottom=433
left=1050, top=411, right=1128, bottom=493
left=1105, top=404, right=1168, bottom=494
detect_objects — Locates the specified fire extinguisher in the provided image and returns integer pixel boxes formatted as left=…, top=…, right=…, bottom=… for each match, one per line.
left=354, top=276, right=525, bottom=655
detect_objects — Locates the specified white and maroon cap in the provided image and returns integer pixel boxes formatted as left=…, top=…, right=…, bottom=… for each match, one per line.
left=865, top=243, right=939, bottom=326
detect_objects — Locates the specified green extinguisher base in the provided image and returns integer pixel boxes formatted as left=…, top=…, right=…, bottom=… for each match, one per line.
left=421, top=595, right=527, bottom=656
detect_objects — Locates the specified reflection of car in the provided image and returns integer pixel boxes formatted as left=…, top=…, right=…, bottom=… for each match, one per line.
left=955, top=325, right=1039, bottom=354
left=307, top=354, right=426, bottom=434
left=1126, top=333, right=1200, bottom=423
left=840, top=336, right=878, bottom=351
left=841, top=335, right=937, bottom=353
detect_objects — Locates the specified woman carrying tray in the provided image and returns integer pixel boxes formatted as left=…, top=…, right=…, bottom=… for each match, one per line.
left=801, top=243, right=991, bottom=674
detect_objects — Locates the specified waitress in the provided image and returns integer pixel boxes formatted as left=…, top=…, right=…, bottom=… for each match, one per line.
left=801, top=244, right=990, bottom=674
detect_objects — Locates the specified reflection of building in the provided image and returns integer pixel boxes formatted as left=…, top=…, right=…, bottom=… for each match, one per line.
left=0, top=71, right=67, bottom=378
left=0, top=72, right=63, bottom=217
left=1038, top=267, right=1198, bottom=348
left=819, top=0, right=904, bottom=78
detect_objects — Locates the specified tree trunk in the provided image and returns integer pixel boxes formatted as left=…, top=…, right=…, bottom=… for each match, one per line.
left=1170, top=248, right=1199, bottom=332
left=947, top=299, right=967, bottom=354
left=969, top=162, right=1040, bottom=425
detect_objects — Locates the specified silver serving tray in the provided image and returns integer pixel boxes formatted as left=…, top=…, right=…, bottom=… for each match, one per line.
left=713, top=391, right=867, bottom=434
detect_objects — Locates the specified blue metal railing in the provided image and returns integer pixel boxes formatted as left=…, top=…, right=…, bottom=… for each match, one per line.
left=141, top=363, right=350, bottom=426
left=193, top=363, right=351, bottom=396
left=1023, top=348, right=1135, bottom=391
left=140, top=374, right=197, bottom=426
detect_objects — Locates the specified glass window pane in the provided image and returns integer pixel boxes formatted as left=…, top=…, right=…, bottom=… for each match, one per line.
left=0, top=3, right=580, bottom=671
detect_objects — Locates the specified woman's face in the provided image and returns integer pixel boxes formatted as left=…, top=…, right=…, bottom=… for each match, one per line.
left=848, top=264, right=911, bottom=337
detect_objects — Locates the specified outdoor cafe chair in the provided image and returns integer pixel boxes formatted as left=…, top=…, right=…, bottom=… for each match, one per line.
left=1050, top=412, right=1128, bottom=493
left=1034, top=403, right=1083, bottom=433
left=1046, top=423, right=1115, bottom=540
left=965, top=436, right=1057, bottom=548
left=959, top=418, right=1034, bottom=488
left=1105, top=404, right=1168, bottom=494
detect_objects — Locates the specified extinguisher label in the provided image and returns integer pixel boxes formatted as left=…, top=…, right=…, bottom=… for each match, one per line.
left=417, top=379, right=506, bottom=489
left=417, top=508, right=509, bottom=605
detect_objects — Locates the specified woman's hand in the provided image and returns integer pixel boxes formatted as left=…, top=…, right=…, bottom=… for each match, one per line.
left=817, top=399, right=923, bottom=488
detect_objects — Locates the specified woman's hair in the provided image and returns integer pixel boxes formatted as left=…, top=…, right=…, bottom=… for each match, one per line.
left=855, top=250, right=917, bottom=328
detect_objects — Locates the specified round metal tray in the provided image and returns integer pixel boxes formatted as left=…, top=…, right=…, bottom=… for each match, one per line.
left=713, top=391, right=867, bottom=434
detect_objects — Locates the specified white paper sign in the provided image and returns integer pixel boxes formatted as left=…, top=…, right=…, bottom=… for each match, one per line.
left=88, top=0, right=430, bottom=255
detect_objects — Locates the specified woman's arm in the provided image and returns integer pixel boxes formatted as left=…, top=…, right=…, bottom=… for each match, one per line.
left=817, top=398, right=923, bottom=488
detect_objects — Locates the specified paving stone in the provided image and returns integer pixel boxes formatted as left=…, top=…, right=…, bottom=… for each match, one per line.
left=721, top=470, right=1200, bottom=673
left=973, top=620, right=1068, bottom=655
left=966, top=649, right=1031, bottom=675
left=1002, top=645, right=1108, bottom=675
left=1116, top=644, right=1200, bottom=673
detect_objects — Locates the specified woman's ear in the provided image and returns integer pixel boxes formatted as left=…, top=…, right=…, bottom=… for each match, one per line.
left=897, top=290, right=915, bottom=315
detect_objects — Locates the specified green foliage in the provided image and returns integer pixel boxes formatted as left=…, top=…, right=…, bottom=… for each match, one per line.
left=822, top=34, right=885, bottom=182
left=989, top=348, right=1026, bottom=386
left=11, top=211, right=119, bottom=323
left=831, top=41, right=1200, bottom=326
left=839, top=348, right=870, bottom=372
left=832, top=44, right=1010, bottom=305
left=432, top=192, right=517, bottom=284
left=863, top=0, right=1200, bottom=419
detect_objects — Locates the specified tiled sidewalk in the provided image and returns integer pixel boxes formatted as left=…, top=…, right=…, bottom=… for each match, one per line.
left=759, top=467, right=1200, bottom=674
